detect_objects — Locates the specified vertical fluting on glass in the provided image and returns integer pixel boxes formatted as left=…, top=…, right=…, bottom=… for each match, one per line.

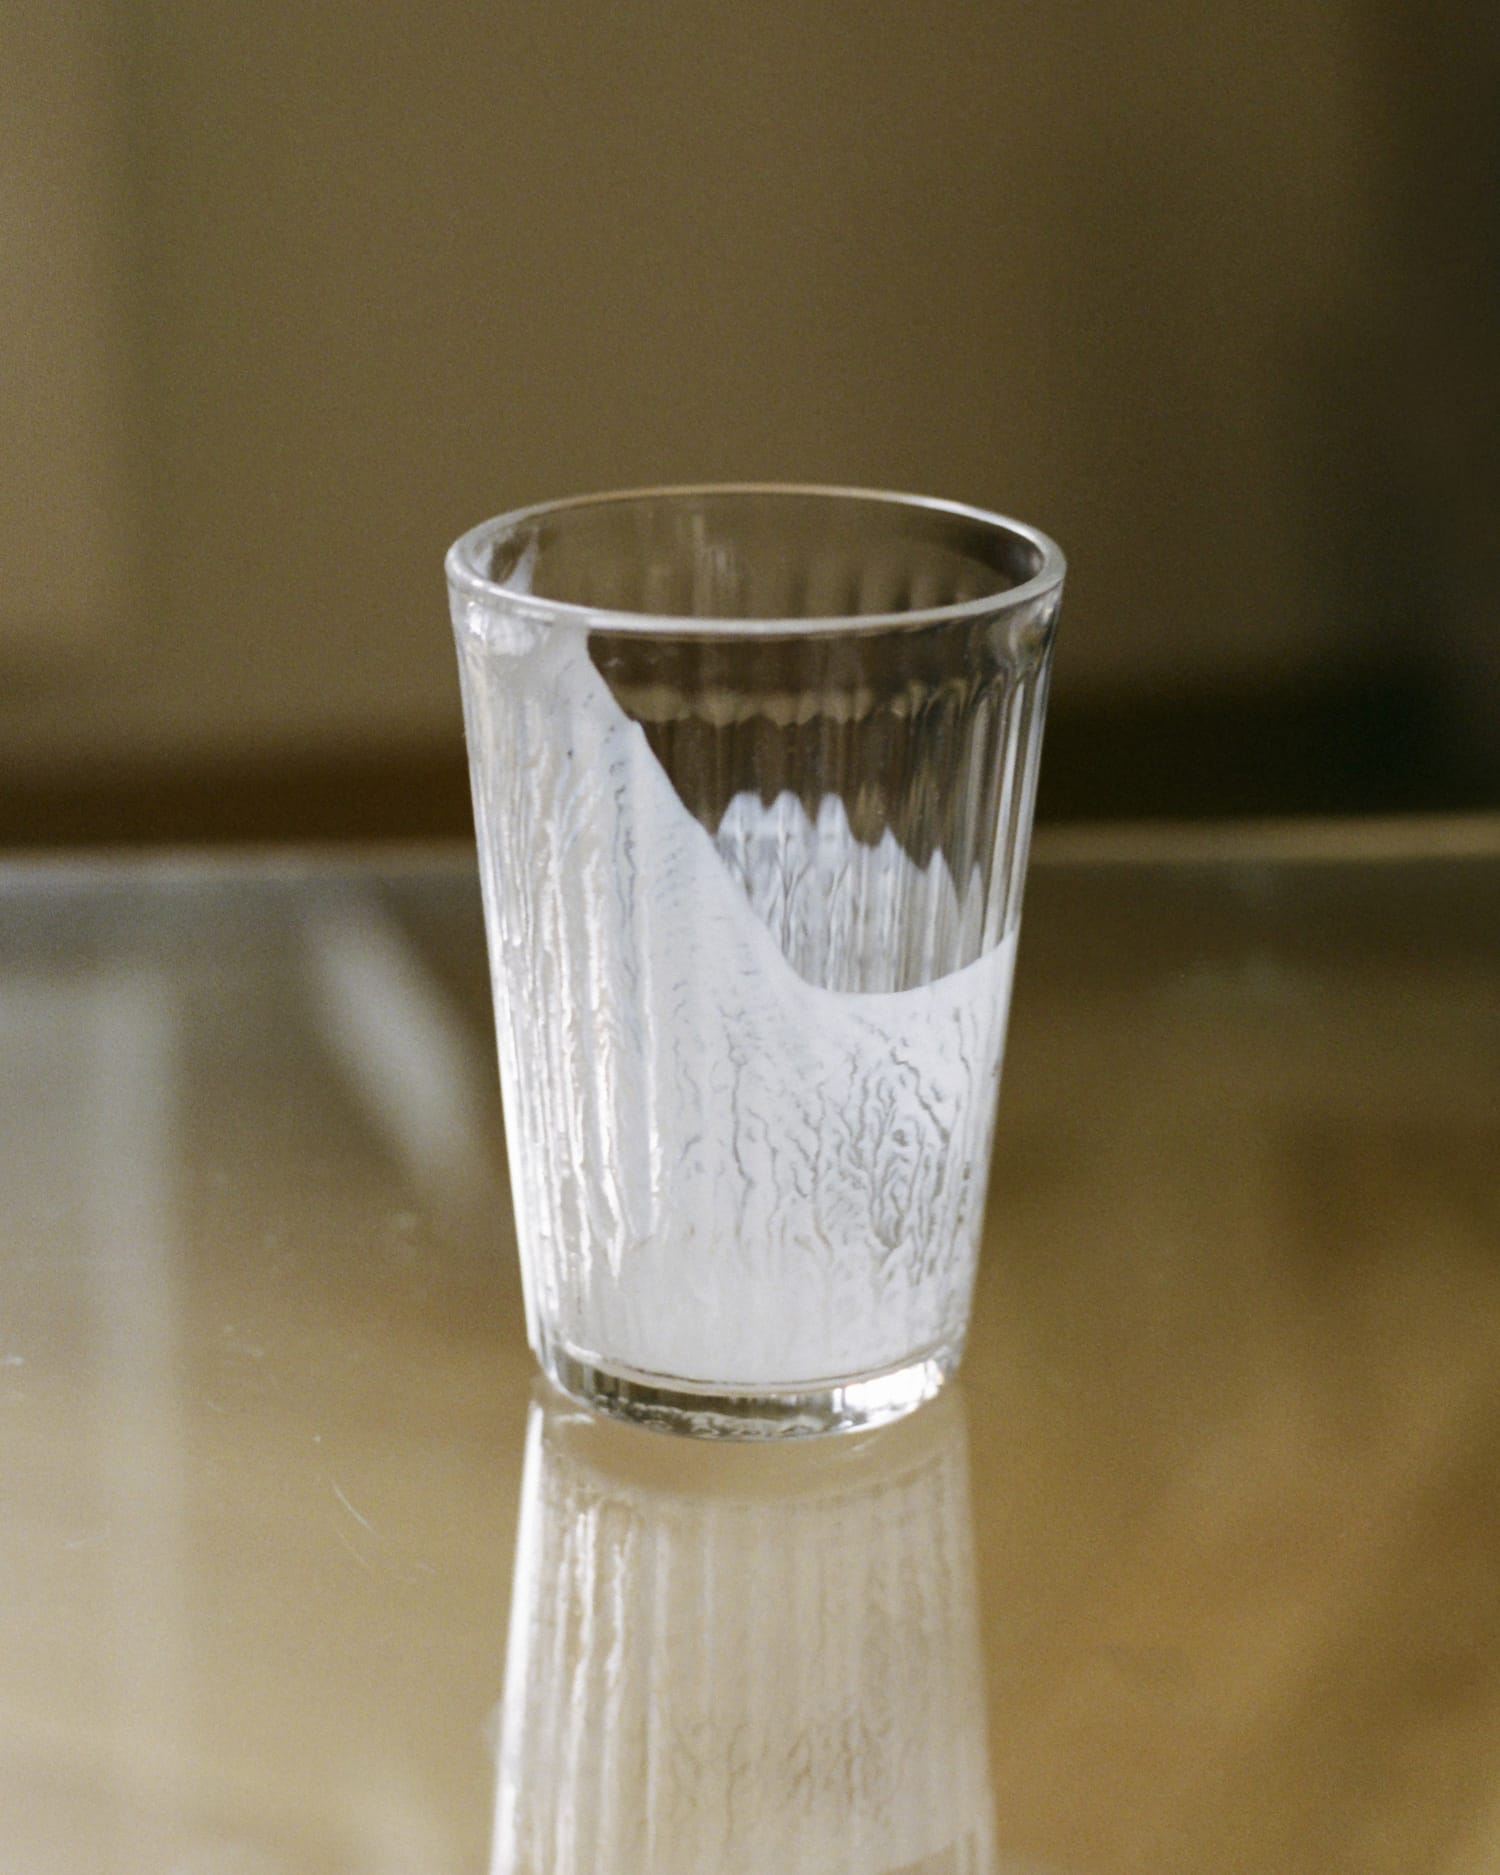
left=450, top=489, right=1062, bottom=1429
left=492, top=1392, right=993, bottom=1875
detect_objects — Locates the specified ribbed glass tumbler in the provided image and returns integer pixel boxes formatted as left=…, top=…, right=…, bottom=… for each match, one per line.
left=447, top=486, right=1063, bottom=1436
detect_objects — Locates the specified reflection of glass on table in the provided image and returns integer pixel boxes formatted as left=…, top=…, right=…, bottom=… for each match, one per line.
left=491, top=1386, right=993, bottom=1875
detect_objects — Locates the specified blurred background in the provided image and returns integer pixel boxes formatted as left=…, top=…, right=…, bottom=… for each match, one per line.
left=2, top=0, right=1496, bottom=847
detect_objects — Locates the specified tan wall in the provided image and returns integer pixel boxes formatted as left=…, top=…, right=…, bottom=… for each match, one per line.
left=0, top=0, right=1489, bottom=786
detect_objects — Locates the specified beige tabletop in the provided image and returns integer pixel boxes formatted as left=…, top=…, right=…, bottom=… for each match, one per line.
left=2, top=824, right=1498, bottom=1874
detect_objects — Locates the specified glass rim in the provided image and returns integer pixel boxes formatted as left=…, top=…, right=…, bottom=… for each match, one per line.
left=445, top=482, right=1066, bottom=638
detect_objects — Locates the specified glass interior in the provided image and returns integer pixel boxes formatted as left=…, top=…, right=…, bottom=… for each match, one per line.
left=465, top=486, right=1058, bottom=626
left=451, top=487, right=1066, bottom=993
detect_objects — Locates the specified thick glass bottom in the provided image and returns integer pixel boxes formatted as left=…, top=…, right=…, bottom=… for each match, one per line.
left=539, top=1336, right=959, bottom=1440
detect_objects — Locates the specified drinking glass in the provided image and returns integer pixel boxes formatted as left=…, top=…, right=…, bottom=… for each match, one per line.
left=447, top=486, right=1063, bottom=1436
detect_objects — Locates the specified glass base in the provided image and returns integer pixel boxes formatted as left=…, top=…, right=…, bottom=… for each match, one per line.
left=539, top=1337, right=959, bottom=1440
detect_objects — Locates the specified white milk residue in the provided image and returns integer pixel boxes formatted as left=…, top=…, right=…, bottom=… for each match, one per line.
left=467, top=625, right=1017, bottom=1386
left=713, top=790, right=989, bottom=994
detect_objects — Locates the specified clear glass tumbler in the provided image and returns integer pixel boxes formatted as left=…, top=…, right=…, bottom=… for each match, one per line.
left=447, top=486, right=1063, bottom=1436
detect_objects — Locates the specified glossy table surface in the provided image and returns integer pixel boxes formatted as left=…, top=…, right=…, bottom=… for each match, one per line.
left=2, top=825, right=1498, bottom=1874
